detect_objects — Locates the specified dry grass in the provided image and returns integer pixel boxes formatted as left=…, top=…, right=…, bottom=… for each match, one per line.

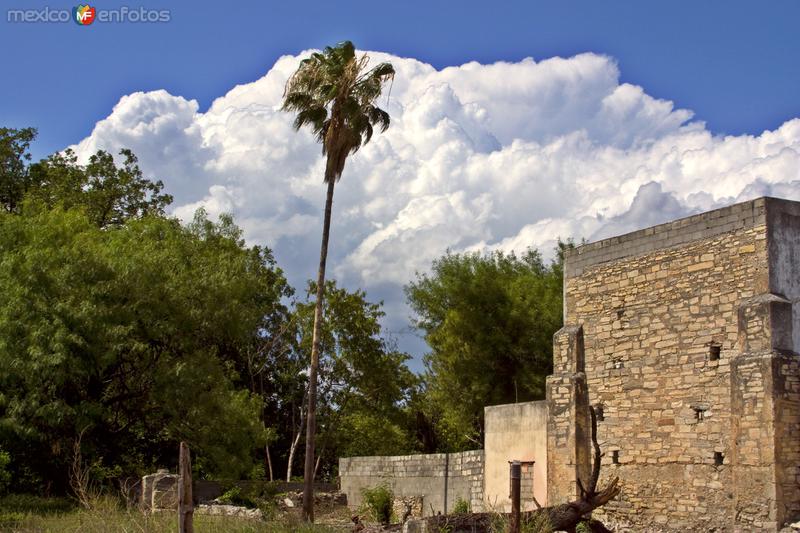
left=0, top=494, right=346, bottom=533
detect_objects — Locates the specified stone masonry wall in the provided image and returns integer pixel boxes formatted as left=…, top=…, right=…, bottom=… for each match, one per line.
left=561, top=198, right=772, bottom=531
left=339, top=450, right=484, bottom=517
left=732, top=291, right=800, bottom=529
left=546, top=326, right=590, bottom=505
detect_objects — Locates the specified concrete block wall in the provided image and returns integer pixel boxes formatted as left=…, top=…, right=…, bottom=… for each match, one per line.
left=339, top=450, right=484, bottom=516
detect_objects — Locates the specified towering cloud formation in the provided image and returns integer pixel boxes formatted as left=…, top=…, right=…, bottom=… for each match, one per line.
left=70, top=51, right=800, bottom=357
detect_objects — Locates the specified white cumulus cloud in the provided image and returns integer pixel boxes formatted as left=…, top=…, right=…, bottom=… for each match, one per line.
left=69, top=51, right=800, bottom=362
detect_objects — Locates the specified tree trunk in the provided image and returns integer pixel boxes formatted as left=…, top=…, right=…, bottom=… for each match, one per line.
left=265, top=443, right=274, bottom=482
left=302, top=177, right=336, bottom=522
left=286, top=431, right=300, bottom=482
left=313, top=446, right=323, bottom=479
left=287, top=406, right=304, bottom=482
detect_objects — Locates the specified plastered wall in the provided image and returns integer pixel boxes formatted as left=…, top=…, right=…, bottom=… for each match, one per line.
left=483, top=400, right=548, bottom=511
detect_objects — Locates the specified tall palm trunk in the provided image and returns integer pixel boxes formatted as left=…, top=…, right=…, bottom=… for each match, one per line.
left=302, top=177, right=336, bottom=522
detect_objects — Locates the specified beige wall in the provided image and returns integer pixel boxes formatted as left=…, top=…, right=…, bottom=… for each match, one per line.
left=564, top=216, right=767, bottom=530
left=483, top=400, right=548, bottom=511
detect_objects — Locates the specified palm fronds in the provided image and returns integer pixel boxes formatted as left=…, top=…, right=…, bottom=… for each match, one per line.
left=282, top=41, right=395, bottom=182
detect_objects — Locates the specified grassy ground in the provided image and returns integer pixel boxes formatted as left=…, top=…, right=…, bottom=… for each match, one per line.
left=0, top=494, right=347, bottom=533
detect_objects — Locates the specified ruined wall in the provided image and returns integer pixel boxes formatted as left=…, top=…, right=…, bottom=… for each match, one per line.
left=553, top=197, right=800, bottom=531
left=339, top=450, right=484, bottom=516
left=339, top=401, right=550, bottom=517
left=546, top=325, right=590, bottom=505
left=483, top=400, right=548, bottom=510
left=746, top=198, right=800, bottom=527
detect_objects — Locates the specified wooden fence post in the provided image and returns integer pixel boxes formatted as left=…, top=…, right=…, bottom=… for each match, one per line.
left=178, top=442, right=193, bottom=533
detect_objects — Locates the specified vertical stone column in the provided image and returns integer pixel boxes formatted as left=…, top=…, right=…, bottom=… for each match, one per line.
left=731, top=293, right=799, bottom=530
left=546, top=325, right=591, bottom=505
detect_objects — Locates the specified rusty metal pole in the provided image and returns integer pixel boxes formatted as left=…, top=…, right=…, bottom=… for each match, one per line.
left=509, top=460, right=521, bottom=533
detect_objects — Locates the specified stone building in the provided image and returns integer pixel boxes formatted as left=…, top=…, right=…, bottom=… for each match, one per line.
left=550, top=196, right=800, bottom=531
left=340, top=196, right=800, bottom=531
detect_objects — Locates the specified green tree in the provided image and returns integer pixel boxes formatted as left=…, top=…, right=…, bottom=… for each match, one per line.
left=292, top=282, right=416, bottom=475
left=0, top=207, right=290, bottom=489
left=27, top=148, right=172, bottom=227
left=406, top=249, right=564, bottom=450
left=281, top=40, right=395, bottom=520
left=0, top=127, right=37, bottom=213
left=0, top=137, right=292, bottom=489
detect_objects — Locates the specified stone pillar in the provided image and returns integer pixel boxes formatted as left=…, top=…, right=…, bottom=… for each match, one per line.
left=731, top=293, right=800, bottom=530
left=546, top=325, right=591, bottom=505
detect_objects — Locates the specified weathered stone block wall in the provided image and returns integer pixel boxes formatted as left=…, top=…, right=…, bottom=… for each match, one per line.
left=765, top=200, right=800, bottom=527
left=339, top=450, right=484, bottom=516
left=775, top=355, right=800, bottom=523
left=546, top=326, right=590, bottom=506
left=555, top=197, right=800, bottom=531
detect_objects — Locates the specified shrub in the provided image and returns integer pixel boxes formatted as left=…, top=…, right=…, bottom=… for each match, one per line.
left=0, top=494, right=75, bottom=514
left=248, top=463, right=266, bottom=481
left=360, top=484, right=393, bottom=525
left=250, top=480, right=281, bottom=500
left=521, top=511, right=553, bottom=533
left=0, top=511, right=25, bottom=528
left=218, top=486, right=253, bottom=508
left=488, top=508, right=553, bottom=533
left=249, top=481, right=281, bottom=519
left=0, top=448, right=10, bottom=495
left=576, top=519, right=606, bottom=533
left=452, top=497, right=470, bottom=514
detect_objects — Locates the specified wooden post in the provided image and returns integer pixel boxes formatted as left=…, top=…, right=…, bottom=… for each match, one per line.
left=178, top=442, right=193, bottom=533
left=509, top=460, right=521, bottom=533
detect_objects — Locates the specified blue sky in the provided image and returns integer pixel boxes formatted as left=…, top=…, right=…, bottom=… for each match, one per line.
left=3, top=0, right=799, bottom=159
left=3, top=0, right=800, bottom=368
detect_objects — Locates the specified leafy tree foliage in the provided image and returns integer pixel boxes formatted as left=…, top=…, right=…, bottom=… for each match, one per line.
left=1, top=126, right=575, bottom=495
left=0, top=132, right=291, bottom=491
left=405, top=249, right=564, bottom=450
left=0, top=127, right=37, bottom=213
left=27, top=148, right=172, bottom=227
left=0, top=127, right=420, bottom=493
left=296, top=282, right=416, bottom=466
left=0, top=207, right=290, bottom=488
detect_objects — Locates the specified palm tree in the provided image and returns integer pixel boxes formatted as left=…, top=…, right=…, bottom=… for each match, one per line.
left=282, top=41, right=395, bottom=522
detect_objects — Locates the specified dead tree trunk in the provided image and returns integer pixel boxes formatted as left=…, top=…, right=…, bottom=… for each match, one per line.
left=426, top=407, right=619, bottom=533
